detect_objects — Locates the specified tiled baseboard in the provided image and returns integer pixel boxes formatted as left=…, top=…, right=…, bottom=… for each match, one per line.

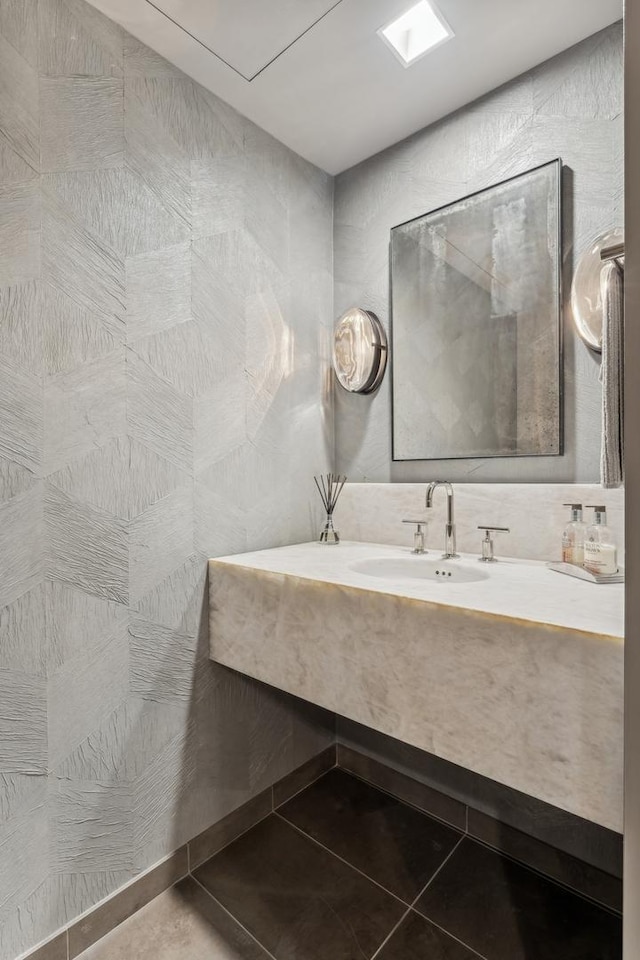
left=336, top=716, right=623, bottom=881
left=336, top=740, right=623, bottom=914
left=19, top=746, right=337, bottom=960
left=19, top=739, right=621, bottom=960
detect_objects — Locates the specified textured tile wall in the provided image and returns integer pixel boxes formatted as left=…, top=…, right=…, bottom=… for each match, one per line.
left=0, top=2, right=334, bottom=957
left=334, top=23, right=623, bottom=483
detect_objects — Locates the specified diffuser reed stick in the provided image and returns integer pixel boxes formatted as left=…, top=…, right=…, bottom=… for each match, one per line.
left=314, top=473, right=347, bottom=544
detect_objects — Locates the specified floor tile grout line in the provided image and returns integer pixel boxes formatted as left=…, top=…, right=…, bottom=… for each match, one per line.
left=339, top=760, right=620, bottom=912
left=411, top=913, right=489, bottom=960
left=368, top=906, right=412, bottom=960
left=406, top=835, right=491, bottom=960
left=408, top=835, right=466, bottom=907
left=368, top=837, right=485, bottom=960
left=273, top=759, right=338, bottom=811
left=189, top=806, right=274, bottom=873
left=273, top=811, right=407, bottom=907
left=189, top=754, right=338, bottom=873
left=335, top=761, right=466, bottom=833
left=189, top=874, right=280, bottom=960
left=461, top=832, right=623, bottom=917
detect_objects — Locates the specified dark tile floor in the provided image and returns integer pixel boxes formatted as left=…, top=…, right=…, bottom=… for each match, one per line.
left=80, top=768, right=623, bottom=960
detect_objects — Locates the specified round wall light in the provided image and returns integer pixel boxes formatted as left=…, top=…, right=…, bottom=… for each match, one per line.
left=571, top=227, right=624, bottom=353
left=332, top=307, right=388, bottom=394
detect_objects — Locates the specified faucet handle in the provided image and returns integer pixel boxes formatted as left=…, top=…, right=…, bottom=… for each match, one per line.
left=403, top=519, right=428, bottom=555
left=477, top=526, right=510, bottom=562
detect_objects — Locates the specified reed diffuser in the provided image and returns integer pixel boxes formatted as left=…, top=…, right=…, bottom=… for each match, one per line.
left=314, top=473, right=347, bottom=544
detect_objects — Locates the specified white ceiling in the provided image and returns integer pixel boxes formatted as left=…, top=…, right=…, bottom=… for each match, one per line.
left=87, top=0, right=623, bottom=174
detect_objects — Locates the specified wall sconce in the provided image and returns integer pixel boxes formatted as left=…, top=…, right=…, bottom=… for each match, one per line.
left=332, top=307, right=388, bottom=394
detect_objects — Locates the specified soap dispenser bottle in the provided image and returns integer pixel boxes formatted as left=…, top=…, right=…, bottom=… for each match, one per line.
left=562, top=503, right=587, bottom=566
left=584, top=506, right=618, bottom=575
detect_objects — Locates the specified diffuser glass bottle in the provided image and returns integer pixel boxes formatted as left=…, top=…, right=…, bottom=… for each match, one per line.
left=314, top=474, right=347, bottom=544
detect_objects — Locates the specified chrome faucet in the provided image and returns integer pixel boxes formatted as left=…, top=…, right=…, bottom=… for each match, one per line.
left=426, top=481, right=459, bottom=559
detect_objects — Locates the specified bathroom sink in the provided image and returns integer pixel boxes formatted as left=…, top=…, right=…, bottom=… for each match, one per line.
left=349, top=557, right=490, bottom=584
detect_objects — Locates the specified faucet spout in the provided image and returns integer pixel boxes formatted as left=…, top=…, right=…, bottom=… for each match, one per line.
left=425, top=481, right=459, bottom=559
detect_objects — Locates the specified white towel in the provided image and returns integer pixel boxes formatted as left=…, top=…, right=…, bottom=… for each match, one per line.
left=599, top=261, right=624, bottom=488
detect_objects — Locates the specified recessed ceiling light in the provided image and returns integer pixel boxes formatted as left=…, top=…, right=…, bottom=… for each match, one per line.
left=378, top=0, right=454, bottom=67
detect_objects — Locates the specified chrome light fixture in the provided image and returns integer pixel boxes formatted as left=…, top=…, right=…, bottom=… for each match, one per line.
left=332, top=307, right=388, bottom=394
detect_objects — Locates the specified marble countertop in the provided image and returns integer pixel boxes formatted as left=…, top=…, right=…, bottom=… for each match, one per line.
left=211, top=541, right=624, bottom=639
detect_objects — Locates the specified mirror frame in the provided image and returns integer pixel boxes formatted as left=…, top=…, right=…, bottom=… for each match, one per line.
left=389, top=158, right=564, bottom=462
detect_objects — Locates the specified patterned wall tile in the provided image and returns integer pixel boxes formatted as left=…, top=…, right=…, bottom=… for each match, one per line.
left=127, top=350, right=192, bottom=466
left=0, top=356, right=42, bottom=470
left=0, top=281, right=42, bottom=377
left=0, top=32, right=38, bottom=170
left=45, top=484, right=128, bottom=603
left=48, top=621, right=129, bottom=769
left=48, top=436, right=190, bottom=520
left=127, top=77, right=243, bottom=162
left=129, top=485, right=194, bottom=603
left=191, top=240, right=246, bottom=356
left=0, top=483, right=44, bottom=609
left=130, top=320, right=225, bottom=399
left=0, top=456, right=35, bottom=505
left=43, top=350, right=126, bottom=474
left=40, top=77, right=123, bottom=172
left=0, top=670, right=46, bottom=773
left=41, top=282, right=116, bottom=376
left=0, top=800, right=48, bottom=926
left=0, top=0, right=38, bottom=67
left=192, top=157, right=246, bottom=240
left=0, top=770, right=46, bottom=825
left=0, top=0, right=334, bottom=955
left=0, top=878, right=58, bottom=960
left=0, top=135, right=37, bottom=185
left=57, top=696, right=188, bottom=783
left=194, top=479, right=247, bottom=560
left=0, top=585, right=46, bottom=676
left=129, top=619, right=197, bottom=704
left=44, top=168, right=190, bottom=258
left=133, top=726, right=195, bottom=866
left=126, top=243, right=191, bottom=341
left=38, top=0, right=123, bottom=78
left=45, top=580, right=128, bottom=672
left=532, top=23, right=622, bottom=119
left=123, top=36, right=184, bottom=81
left=0, top=182, right=40, bottom=286
left=193, top=379, right=247, bottom=473
left=50, top=778, right=134, bottom=874
left=245, top=178, right=289, bottom=277
left=131, top=555, right=205, bottom=636
left=124, top=87, right=191, bottom=229
left=531, top=116, right=618, bottom=206
left=42, top=198, right=124, bottom=339
left=193, top=228, right=283, bottom=302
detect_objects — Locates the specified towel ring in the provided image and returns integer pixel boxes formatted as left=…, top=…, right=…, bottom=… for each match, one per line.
left=571, top=228, right=624, bottom=353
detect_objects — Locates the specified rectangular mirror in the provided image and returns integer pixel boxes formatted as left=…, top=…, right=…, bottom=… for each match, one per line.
left=390, top=159, right=562, bottom=461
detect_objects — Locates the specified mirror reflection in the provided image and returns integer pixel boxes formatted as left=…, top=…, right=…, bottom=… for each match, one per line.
left=390, top=160, right=562, bottom=461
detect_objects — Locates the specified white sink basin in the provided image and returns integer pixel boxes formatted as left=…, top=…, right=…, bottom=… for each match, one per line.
left=349, top=556, right=490, bottom=584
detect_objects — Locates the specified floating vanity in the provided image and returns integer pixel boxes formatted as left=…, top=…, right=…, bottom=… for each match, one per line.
left=209, top=542, right=624, bottom=832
